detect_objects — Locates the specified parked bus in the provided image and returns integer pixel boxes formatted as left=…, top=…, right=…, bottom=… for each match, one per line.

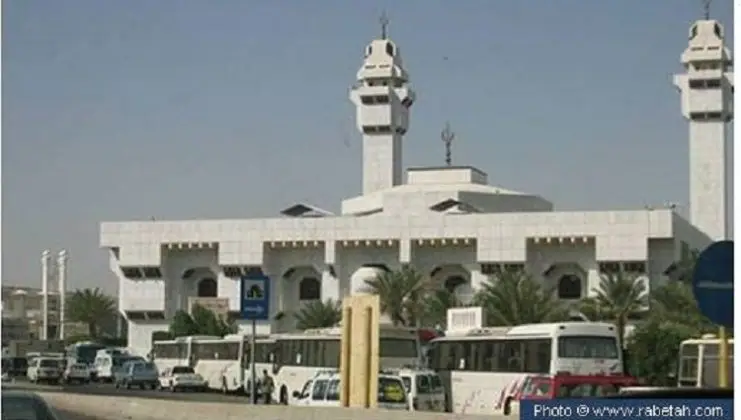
left=192, top=334, right=275, bottom=394
left=65, top=342, right=107, bottom=367
left=427, top=309, right=622, bottom=415
left=677, top=335, right=734, bottom=388
left=272, top=325, right=422, bottom=405
left=151, top=336, right=219, bottom=373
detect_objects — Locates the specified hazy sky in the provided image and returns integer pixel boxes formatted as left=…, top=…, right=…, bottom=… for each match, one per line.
left=3, top=1, right=734, bottom=294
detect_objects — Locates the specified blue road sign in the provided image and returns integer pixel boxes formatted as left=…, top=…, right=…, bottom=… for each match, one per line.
left=240, top=274, right=270, bottom=321
left=692, top=240, right=734, bottom=328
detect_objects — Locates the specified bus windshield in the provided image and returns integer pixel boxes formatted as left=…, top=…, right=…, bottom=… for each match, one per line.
left=68, top=344, right=107, bottom=365
left=557, top=336, right=619, bottom=359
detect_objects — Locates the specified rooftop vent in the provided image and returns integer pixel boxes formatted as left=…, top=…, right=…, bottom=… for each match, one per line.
left=429, top=198, right=481, bottom=213
left=280, top=203, right=335, bottom=218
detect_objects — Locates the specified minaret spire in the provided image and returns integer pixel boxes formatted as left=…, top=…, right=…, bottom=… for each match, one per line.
left=702, top=0, right=711, bottom=19
left=441, top=122, right=455, bottom=166
left=380, top=12, right=389, bottom=39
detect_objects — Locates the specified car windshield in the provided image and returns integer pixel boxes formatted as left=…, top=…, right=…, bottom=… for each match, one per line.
left=114, top=357, right=142, bottom=367
left=172, top=366, right=194, bottom=374
left=133, top=362, right=156, bottom=372
left=73, top=364, right=87, bottom=369
left=556, top=382, right=624, bottom=397
left=378, top=377, right=407, bottom=404
left=38, top=359, right=58, bottom=368
left=2, top=394, right=48, bottom=420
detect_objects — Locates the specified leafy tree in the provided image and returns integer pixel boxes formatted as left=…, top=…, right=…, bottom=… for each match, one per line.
left=650, top=281, right=713, bottom=331
left=294, top=299, right=342, bottom=330
left=625, top=319, right=699, bottom=386
left=364, top=266, right=431, bottom=326
left=168, top=304, right=236, bottom=338
left=169, top=309, right=200, bottom=337
left=673, top=249, right=700, bottom=283
left=475, top=271, right=568, bottom=326
left=65, top=288, right=117, bottom=338
left=579, top=272, right=648, bottom=346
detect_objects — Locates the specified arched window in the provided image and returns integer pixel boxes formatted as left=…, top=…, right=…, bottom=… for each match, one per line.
left=299, top=277, right=321, bottom=301
left=197, top=278, right=218, bottom=297
left=444, top=276, right=467, bottom=293
left=558, top=274, right=582, bottom=299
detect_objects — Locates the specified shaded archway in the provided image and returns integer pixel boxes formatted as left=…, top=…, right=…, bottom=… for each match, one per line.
left=557, top=274, right=582, bottom=299
left=350, top=264, right=390, bottom=294
left=444, top=275, right=467, bottom=293
left=299, top=277, right=321, bottom=301
left=429, top=264, right=471, bottom=292
left=197, top=278, right=218, bottom=297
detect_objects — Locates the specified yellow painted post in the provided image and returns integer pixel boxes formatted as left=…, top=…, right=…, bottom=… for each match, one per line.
left=340, top=294, right=380, bottom=408
left=718, top=326, right=729, bottom=388
left=340, top=306, right=352, bottom=407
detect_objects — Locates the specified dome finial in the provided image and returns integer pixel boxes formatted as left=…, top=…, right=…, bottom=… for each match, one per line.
left=379, top=11, right=389, bottom=39
left=702, top=0, right=711, bottom=20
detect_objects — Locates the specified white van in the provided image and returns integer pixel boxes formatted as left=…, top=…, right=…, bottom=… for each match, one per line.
left=94, top=349, right=143, bottom=383
left=392, top=368, right=446, bottom=412
left=293, top=370, right=409, bottom=410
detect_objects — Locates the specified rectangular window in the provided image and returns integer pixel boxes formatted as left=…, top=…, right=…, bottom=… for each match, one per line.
left=557, top=336, right=619, bottom=359
left=380, top=338, right=418, bottom=358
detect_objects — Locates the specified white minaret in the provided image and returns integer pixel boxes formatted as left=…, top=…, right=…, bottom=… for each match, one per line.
left=673, top=13, right=734, bottom=241
left=41, top=250, right=51, bottom=340
left=57, top=250, right=68, bottom=339
left=350, top=15, right=415, bottom=195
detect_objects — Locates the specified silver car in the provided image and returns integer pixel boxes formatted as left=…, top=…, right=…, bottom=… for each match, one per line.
left=114, top=361, right=158, bottom=390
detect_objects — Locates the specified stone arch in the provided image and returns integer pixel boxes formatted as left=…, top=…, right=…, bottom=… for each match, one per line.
left=350, top=264, right=390, bottom=294
left=197, top=277, right=218, bottom=297
left=282, top=265, right=323, bottom=303
left=557, top=274, right=582, bottom=300
left=429, top=264, right=471, bottom=292
left=543, top=262, right=586, bottom=300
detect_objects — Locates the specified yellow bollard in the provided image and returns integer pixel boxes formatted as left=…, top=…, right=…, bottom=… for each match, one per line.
left=718, top=326, right=729, bottom=388
left=340, top=294, right=380, bottom=408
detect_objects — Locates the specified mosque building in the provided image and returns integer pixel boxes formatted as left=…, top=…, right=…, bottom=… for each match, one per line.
left=100, top=15, right=733, bottom=355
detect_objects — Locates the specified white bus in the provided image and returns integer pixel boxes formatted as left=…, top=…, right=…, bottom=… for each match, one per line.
left=677, top=335, right=734, bottom=388
left=152, top=334, right=275, bottom=393
left=427, top=318, right=622, bottom=415
left=191, top=334, right=275, bottom=393
left=65, top=342, right=108, bottom=367
left=272, top=325, right=422, bottom=405
left=152, top=336, right=219, bottom=373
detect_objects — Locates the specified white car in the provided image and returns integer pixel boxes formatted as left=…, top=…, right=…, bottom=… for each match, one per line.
left=293, top=371, right=410, bottom=410
left=27, top=358, right=62, bottom=384
left=158, top=366, right=207, bottom=392
left=63, top=363, right=91, bottom=384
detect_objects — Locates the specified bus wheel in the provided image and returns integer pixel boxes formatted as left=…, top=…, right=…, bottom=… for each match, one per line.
left=280, top=387, right=288, bottom=405
left=503, top=398, right=512, bottom=416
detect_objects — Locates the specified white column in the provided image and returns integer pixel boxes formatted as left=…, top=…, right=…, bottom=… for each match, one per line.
left=57, top=250, right=68, bottom=339
left=41, top=250, right=51, bottom=340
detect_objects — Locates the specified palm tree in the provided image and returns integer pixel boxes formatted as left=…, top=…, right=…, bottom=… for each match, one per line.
left=475, top=271, right=569, bottom=326
left=419, top=288, right=462, bottom=328
left=294, top=299, right=342, bottom=330
left=579, top=272, right=648, bottom=346
left=65, top=288, right=117, bottom=338
left=364, top=266, right=431, bottom=326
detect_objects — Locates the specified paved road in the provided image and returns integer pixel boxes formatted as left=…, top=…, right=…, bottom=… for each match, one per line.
left=6, top=380, right=255, bottom=404
left=56, top=408, right=106, bottom=420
